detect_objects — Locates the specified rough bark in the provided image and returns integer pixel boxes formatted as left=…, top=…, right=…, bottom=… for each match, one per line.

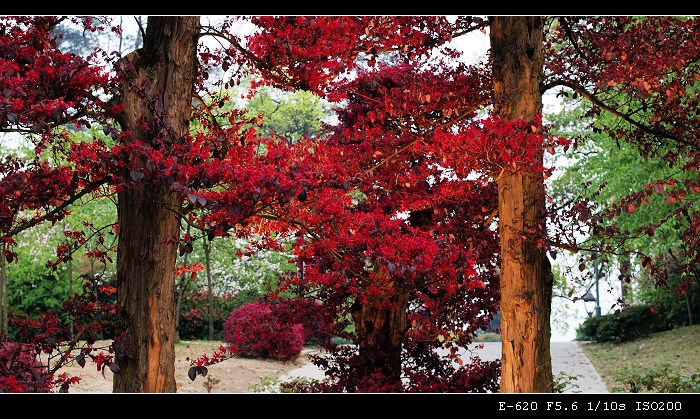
left=489, top=16, right=554, bottom=393
left=113, top=16, right=199, bottom=393
left=350, top=267, right=411, bottom=388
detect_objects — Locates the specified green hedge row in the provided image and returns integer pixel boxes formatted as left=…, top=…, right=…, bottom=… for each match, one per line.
left=576, top=304, right=672, bottom=343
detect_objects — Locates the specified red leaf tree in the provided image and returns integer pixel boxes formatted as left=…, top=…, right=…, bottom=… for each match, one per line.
left=4, top=15, right=700, bottom=394
left=0, top=16, right=306, bottom=392
left=239, top=15, right=700, bottom=392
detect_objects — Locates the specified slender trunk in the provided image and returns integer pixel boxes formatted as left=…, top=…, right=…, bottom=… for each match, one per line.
left=118, top=16, right=123, bottom=56
left=670, top=250, right=694, bottom=326
left=68, top=246, right=74, bottom=337
left=1, top=244, right=6, bottom=336
left=203, top=238, right=214, bottom=341
left=113, top=16, right=199, bottom=393
left=350, top=267, right=410, bottom=390
left=134, top=16, right=144, bottom=50
left=65, top=221, right=74, bottom=337
left=490, top=16, right=554, bottom=393
left=619, top=253, right=631, bottom=304
left=174, top=224, right=191, bottom=343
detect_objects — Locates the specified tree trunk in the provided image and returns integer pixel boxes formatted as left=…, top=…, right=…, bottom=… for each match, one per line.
left=350, top=267, right=410, bottom=389
left=113, top=16, right=199, bottom=393
left=68, top=245, right=74, bottom=337
left=174, top=225, right=191, bottom=343
left=489, top=16, right=554, bottom=393
left=203, top=238, right=214, bottom=341
left=0, top=244, right=6, bottom=336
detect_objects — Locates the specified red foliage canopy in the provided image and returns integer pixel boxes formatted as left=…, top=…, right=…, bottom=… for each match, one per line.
left=6, top=15, right=699, bottom=392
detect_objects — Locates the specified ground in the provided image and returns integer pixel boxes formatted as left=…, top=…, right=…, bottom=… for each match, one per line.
left=57, top=340, right=313, bottom=393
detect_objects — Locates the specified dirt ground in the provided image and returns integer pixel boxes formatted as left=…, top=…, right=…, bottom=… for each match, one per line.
left=56, top=340, right=313, bottom=393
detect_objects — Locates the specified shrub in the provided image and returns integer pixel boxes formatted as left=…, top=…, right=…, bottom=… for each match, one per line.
left=612, top=364, right=700, bottom=393
left=270, top=297, right=330, bottom=345
left=636, top=279, right=700, bottom=329
left=576, top=304, right=670, bottom=343
left=0, top=341, right=52, bottom=393
left=178, top=289, right=242, bottom=341
left=222, top=301, right=304, bottom=362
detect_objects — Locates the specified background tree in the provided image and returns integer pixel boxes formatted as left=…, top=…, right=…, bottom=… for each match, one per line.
left=245, top=86, right=332, bottom=144
left=544, top=16, right=700, bottom=312
left=549, top=94, right=700, bottom=326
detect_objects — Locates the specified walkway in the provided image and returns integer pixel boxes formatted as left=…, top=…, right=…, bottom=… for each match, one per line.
left=285, top=341, right=608, bottom=393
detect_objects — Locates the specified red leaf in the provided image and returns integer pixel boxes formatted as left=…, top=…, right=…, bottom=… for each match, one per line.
left=628, top=203, right=635, bottom=213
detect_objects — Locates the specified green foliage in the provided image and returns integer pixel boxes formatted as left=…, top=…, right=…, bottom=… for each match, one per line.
left=576, top=304, right=671, bottom=343
left=245, top=86, right=333, bottom=144
left=550, top=264, right=576, bottom=336
left=612, top=363, right=700, bottom=393
left=4, top=191, right=117, bottom=335
left=249, top=375, right=282, bottom=393
left=550, top=95, right=692, bottom=254
left=549, top=94, right=700, bottom=333
left=553, top=371, right=582, bottom=393
left=177, top=290, right=242, bottom=341
left=635, top=270, right=700, bottom=328
left=175, top=234, right=298, bottom=340
left=201, top=375, right=221, bottom=393
left=250, top=375, right=321, bottom=393
left=6, top=266, right=70, bottom=321
left=185, top=236, right=297, bottom=297
left=472, top=332, right=501, bottom=342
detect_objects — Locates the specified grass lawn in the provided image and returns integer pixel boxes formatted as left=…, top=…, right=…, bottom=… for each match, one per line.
left=577, top=324, right=700, bottom=392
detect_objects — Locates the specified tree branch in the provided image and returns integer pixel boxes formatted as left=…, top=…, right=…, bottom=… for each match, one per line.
left=542, top=80, right=687, bottom=145
left=2, top=178, right=109, bottom=239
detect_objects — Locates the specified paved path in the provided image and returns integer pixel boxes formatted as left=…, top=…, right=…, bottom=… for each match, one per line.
left=285, top=341, right=608, bottom=393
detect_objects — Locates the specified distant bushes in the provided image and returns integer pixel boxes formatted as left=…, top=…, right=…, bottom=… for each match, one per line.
left=612, top=364, right=700, bottom=393
left=178, top=289, right=244, bottom=341
left=576, top=304, right=671, bottom=343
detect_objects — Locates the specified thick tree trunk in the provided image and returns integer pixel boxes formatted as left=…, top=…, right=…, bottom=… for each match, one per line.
left=113, top=16, right=199, bottom=393
left=489, top=16, right=554, bottom=393
left=350, top=267, right=410, bottom=390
